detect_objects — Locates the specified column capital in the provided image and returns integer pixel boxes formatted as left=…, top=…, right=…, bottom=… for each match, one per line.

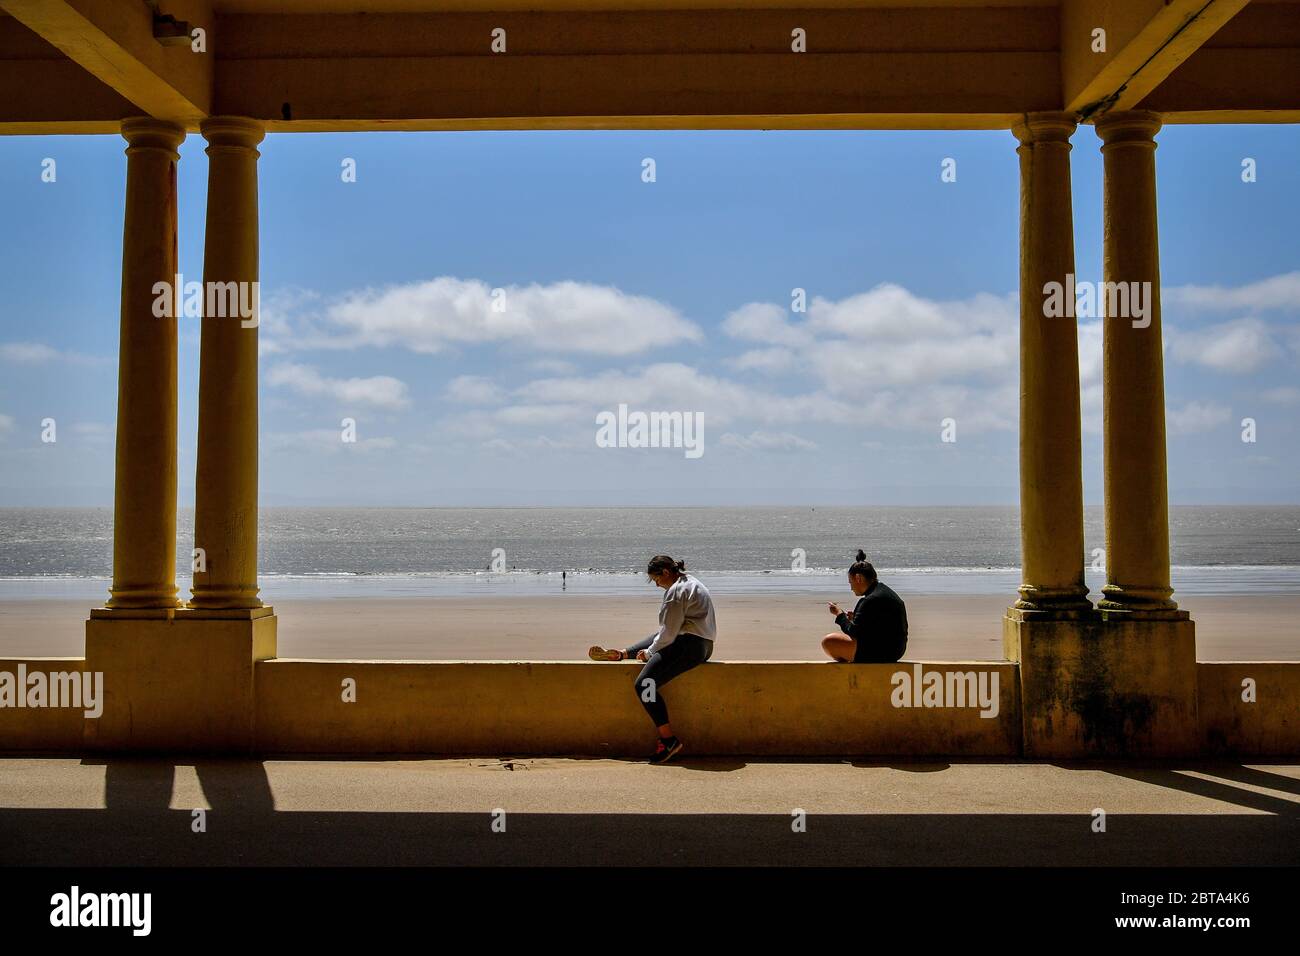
left=1095, top=109, right=1163, bottom=149
left=1012, top=111, right=1077, bottom=147
left=120, top=117, right=185, bottom=157
left=200, top=116, right=266, bottom=151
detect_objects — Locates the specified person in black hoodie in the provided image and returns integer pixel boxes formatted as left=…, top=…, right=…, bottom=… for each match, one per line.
left=820, top=550, right=908, bottom=663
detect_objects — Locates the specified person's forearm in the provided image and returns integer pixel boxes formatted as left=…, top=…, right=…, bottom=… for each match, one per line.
left=649, top=599, right=685, bottom=655
left=646, top=626, right=670, bottom=656
left=626, top=634, right=656, bottom=657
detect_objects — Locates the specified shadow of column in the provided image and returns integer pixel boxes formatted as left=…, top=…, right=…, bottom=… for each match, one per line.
left=93, top=757, right=275, bottom=814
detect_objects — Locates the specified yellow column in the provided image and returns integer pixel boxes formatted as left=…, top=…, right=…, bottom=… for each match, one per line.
left=1095, top=110, right=1177, bottom=613
left=1010, top=112, right=1090, bottom=614
left=106, top=119, right=185, bottom=609
left=190, top=117, right=265, bottom=610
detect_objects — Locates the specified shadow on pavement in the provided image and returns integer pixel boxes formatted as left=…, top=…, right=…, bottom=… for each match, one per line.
left=1, top=757, right=1296, bottom=866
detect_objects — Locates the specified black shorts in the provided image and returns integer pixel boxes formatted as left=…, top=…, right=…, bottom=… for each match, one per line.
left=853, top=636, right=907, bottom=664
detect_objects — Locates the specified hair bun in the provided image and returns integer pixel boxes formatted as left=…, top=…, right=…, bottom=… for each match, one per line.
left=855, top=549, right=867, bottom=562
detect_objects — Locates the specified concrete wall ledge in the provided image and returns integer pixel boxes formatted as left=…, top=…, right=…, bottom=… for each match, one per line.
left=3, top=658, right=1299, bottom=756
left=0, top=657, right=86, bottom=752
left=254, top=659, right=1022, bottom=756
left=1197, top=662, right=1300, bottom=757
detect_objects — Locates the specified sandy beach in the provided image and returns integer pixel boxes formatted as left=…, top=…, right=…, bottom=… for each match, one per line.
left=1, top=592, right=1295, bottom=661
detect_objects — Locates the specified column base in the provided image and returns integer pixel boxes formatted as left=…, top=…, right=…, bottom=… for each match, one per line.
left=104, top=586, right=181, bottom=610
left=1014, top=584, right=1092, bottom=615
left=187, top=588, right=264, bottom=611
left=1004, top=608, right=1198, bottom=757
left=1098, top=606, right=1190, bottom=622
left=1009, top=603, right=1097, bottom=622
left=1097, top=582, right=1180, bottom=614
left=84, top=606, right=276, bottom=753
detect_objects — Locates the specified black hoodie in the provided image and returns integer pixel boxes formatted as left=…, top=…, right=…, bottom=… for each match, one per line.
left=836, top=580, right=908, bottom=663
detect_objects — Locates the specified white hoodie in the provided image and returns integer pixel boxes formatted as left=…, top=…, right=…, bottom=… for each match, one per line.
left=646, top=573, right=717, bottom=655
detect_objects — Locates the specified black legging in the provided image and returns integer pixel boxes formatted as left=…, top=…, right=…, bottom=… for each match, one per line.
left=623, top=633, right=713, bottom=727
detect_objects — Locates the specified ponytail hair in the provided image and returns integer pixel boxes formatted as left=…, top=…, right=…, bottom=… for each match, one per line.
left=647, top=554, right=686, bottom=577
left=849, top=550, right=877, bottom=582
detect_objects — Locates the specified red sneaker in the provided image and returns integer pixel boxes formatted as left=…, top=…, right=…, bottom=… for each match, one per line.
left=649, top=737, right=683, bottom=765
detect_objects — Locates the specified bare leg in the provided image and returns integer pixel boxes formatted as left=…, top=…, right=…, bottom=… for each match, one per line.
left=821, top=633, right=856, bottom=663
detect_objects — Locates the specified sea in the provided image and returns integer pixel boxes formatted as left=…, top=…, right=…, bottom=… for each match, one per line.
left=1, top=505, right=1299, bottom=601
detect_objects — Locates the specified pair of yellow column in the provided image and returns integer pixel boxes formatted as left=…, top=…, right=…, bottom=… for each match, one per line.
left=109, top=110, right=1171, bottom=617
left=106, top=116, right=265, bottom=613
left=1012, top=109, right=1177, bottom=617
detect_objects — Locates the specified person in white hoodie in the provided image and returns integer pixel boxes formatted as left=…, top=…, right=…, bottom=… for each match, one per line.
left=588, top=555, right=716, bottom=764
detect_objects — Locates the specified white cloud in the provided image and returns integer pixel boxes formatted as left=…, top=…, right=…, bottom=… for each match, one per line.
left=72, top=422, right=114, bottom=444
left=726, top=348, right=798, bottom=374
left=1261, top=386, right=1300, bottom=406
left=481, top=435, right=578, bottom=455
left=515, top=363, right=777, bottom=428
left=722, top=285, right=1017, bottom=390
left=1077, top=320, right=1104, bottom=387
left=809, top=333, right=1013, bottom=391
left=1169, top=317, right=1280, bottom=374
left=262, top=275, right=1300, bottom=456
left=267, top=277, right=701, bottom=357
left=1166, top=272, right=1300, bottom=311
left=1167, top=400, right=1231, bottom=435
left=722, top=303, right=812, bottom=348
left=716, top=285, right=1019, bottom=431
left=265, top=429, right=398, bottom=453
left=720, top=430, right=818, bottom=452
left=267, top=363, right=410, bottom=409
left=494, top=403, right=587, bottom=426
left=0, top=342, right=105, bottom=365
left=0, top=413, right=14, bottom=434
left=531, top=358, right=578, bottom=376
left=433, top=409, right=501, bottom=439
left=446, top=375, right=506, bottom=405
left=1078, top=320, right=1104, bottom=434
left=808, top=284, right=975, bottom=341
left=1, top=342, right=59, bottom=363
left=258, top=287, right=323, bottom=356
left=505, top=360, right=1009, bottom=434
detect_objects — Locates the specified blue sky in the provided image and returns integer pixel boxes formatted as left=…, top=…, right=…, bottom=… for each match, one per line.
left=0, top=124, right=1296, bottom=506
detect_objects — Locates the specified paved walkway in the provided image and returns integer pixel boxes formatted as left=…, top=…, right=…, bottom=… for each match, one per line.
left=2, top=757, right=1297, bottom=866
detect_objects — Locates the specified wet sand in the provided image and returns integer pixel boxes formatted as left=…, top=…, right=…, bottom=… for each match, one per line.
left=0, top=592, right=1295, bottom=661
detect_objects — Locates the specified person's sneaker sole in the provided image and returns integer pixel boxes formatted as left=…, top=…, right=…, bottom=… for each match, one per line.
left=649, top=740, right=684, bottom=765
left=587, top=645, right=621, bottom=662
